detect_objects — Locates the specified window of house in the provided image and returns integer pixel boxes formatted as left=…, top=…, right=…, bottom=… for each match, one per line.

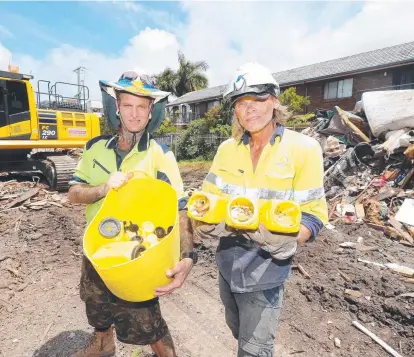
left=400, top=69, right=414, bottom=88
left=207, top=100, right=219, bottom=110
left=324, top=78, right=353, bottom=99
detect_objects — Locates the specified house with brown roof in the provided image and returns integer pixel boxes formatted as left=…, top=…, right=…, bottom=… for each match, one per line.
left=167, top=41, right=414, bottom=124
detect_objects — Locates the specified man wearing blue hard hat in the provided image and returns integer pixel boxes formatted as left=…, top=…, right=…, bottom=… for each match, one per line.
left=68, top=71, right=197, bottom=357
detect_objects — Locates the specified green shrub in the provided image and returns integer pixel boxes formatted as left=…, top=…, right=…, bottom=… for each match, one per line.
left=285, top=112, right=315, bottom=126
left=210, top=124, right=232, bottom=137
left=174, top=104, right=233, bottom=161
left=175, top=119, right=215, bottom=160
left=279, top=87, right=310, bottom=115
left=203, top=103, right=232, bottom=126
left=155, top=118, right=177, bottom=135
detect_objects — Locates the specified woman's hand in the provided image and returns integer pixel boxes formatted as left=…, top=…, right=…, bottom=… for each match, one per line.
left=192, top=220, right=235, bottom=240
left=247, top=224, right=299, bottom=260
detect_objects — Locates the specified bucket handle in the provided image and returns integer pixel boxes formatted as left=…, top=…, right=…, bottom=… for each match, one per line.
left=128, top=170, right=152, bottom=180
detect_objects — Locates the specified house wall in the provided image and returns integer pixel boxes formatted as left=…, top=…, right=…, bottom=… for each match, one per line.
left=194, top=99, right=220, bottom=117
left=289, top=64, right=414, bottom=113
left=168, top=99, right=222, bottom=125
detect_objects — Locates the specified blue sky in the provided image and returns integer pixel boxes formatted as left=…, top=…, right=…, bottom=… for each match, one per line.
left=1, top=1, right=413, bottom=100
left=0, top=1, right=186, bottom=56
left=0, top=1, right=364, bottom=58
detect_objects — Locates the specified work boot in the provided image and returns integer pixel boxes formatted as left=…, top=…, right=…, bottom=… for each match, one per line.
left=71, top=328, right=116, bottom=357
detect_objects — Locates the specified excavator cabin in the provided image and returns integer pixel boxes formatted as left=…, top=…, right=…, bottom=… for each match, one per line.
left=0, top=70, right=100, bottom=190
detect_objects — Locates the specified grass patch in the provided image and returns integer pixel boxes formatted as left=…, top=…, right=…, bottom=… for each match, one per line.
left=178, top=160, right=212, bottom=172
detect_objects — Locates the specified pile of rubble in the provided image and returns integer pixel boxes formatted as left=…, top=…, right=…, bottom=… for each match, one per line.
left=303, top=90, right=414, bottom=246
left=0, top=180, right=69, bottom=212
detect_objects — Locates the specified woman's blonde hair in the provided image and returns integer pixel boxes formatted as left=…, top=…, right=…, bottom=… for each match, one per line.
left=231, top=105, right=291, bottom=140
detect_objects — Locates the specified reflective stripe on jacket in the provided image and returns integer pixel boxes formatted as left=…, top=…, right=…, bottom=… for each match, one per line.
left=202, top=125, right=328, bottom=293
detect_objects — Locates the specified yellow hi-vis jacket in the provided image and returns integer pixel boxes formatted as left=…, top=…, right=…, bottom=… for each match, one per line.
left=202, top=126, right=328, bottom=228
left=70, top=132, right=187, bottom=224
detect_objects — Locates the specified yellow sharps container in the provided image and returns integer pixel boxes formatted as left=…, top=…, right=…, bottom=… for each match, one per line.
left=225, top=196, right=260, bottom=230
left=260, top=200, right=302, bottom=234
left=83, top=178, right=180, bottom=302
left=187, top=191, right=227, bottom=224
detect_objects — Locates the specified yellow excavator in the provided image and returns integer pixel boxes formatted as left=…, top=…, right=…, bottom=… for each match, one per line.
left=0, top=69, right=100, bottom=191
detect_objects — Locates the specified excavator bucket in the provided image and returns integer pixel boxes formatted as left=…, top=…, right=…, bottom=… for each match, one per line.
left=83, top=177, right=180, bottom=302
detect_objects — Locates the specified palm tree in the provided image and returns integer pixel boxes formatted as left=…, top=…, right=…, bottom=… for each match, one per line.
left=155, top=67, right=177, bottom=94
left=175, top=51, right=208, bottom=96
left=155, top=51, right=209, bottom=97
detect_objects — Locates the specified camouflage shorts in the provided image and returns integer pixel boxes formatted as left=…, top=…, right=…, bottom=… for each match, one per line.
left=80, top=256, right=168, bottom=345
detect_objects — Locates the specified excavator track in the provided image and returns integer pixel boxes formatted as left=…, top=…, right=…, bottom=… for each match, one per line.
left=40, top=154, right=78, bottom=191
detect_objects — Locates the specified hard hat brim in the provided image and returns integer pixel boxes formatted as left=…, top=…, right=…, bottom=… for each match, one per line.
left=230, top=92, right=274, bottom=107
left=99, top=79, right=170, bottom=104
left=99, top=79, right=169, bottom=133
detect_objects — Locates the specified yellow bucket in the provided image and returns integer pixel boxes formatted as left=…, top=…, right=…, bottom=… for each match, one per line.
left=83, top=178, right=180, bottom=302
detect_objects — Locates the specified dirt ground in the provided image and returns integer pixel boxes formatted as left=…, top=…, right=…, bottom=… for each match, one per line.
left=1, top=165, right=413, bottom=357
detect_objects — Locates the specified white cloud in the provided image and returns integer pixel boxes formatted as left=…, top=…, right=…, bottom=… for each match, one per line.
left=0, top=42, right=12, bottom=69
left=2, top=1, right=414, bottom=103
left=180, top=1, right=414, bottom=86
left=7, top=27, right=180, bottom=100
left=112, top=0, right=144, bottom=13
left=0, top=25, right=13, bottom=38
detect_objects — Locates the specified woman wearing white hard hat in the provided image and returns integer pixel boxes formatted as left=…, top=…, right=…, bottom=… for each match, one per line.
left=197, top=63, right=328, bottom=357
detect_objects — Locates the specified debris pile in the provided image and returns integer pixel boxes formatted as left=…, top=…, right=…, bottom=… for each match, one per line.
left=0, top=180, right=69, bottom=212
left=303, top=90, right=414, bottom=246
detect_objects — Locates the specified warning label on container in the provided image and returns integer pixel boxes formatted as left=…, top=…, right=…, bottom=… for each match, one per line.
left=68, top=128, right=87, bottom=137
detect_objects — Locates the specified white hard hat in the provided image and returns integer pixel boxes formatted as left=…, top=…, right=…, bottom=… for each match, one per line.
left=223, top=62, right=280, bottom=105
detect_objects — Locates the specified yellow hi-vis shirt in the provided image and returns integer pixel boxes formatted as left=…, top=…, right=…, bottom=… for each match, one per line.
left=70, top=132, right=187, bottom=224
left=203, top=126, right=328, bottom=228
left=203, top=125, right=328, bottom=292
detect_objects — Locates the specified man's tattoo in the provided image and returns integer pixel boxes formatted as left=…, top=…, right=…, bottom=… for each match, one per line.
left=179, top=211, right=193, bottom=255
left=67, top=183, right=106, bottom=205
left=118, top=127, right=144, bottom=151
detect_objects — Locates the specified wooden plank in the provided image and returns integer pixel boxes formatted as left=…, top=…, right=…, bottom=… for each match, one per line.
left=388, top=216, right=414, bottom=244
left=297, top=264, right=311, bottom=279
left=400, top=277, right=414, bottom=284
left=352, top=321, right=404, bottom=357
left=335, top=106, right=370, bottom=142
left=4, top=188, right=40, bottom=209
left=329, top=199, right=341, bottom=221
left=338, top=270, right=351, bottom=282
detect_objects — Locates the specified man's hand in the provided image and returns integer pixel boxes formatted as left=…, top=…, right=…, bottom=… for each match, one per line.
left=104, top=172, right=134, bottom=194
left=154, top=258, right=193, bottom=297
